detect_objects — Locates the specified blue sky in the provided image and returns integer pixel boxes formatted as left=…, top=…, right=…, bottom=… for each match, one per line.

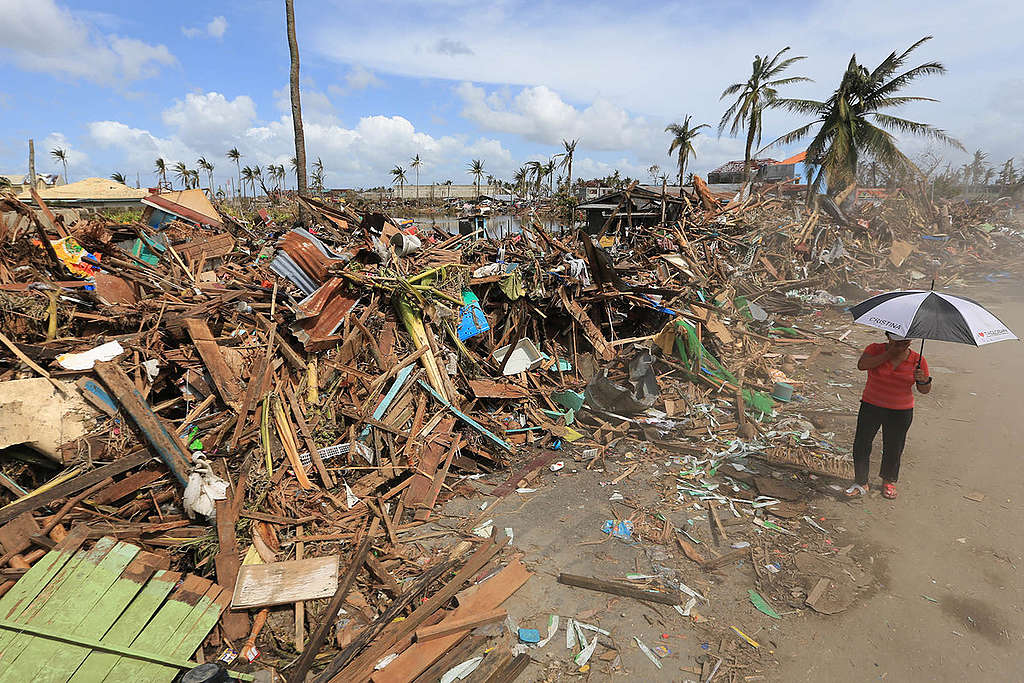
left=1, top=0, right=1021, bottom=190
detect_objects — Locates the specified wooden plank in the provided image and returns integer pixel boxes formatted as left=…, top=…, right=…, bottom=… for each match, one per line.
left=184, top=318, right=243, bottom=409
left=91, top=468, right=167, bottom=505
left=557, top=573, right=681, bottom=605
left=558, top=287, right=614, bottom=361
left=403, top=419, right=453, bottom=509
left=414, top=439, right=459, bottom=522
left=0, top=534, right=113, bottom=653
left=289, top=519, right=378, bottom=683
left=0, top=452, right=151, bottom=526
left=232, top=556, right=339, bottom=609
left=68, top=570, right=182, bottom=682
left=370, top=560, right=532, bottom=683
left=100, top=574, right=213, bottom=677
left=414, top=608, right=506, bottom=642
left=0, top=513, right=40, bottom=555
left=110, top=580, right=229, bottom=681
left=0, top=525, right=88, bottom=625
left=13, top=550, right=163, bottom=681
left=325, top=534, right=509, bottom=682
left=0, top=539, right=138, bottom=672
left=94, top=361, right=191, bottom=486
left=214, top=498, right=248, bottom=642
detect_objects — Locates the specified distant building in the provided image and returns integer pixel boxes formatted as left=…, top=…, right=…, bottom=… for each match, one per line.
left=142, top=188, right=223, bottom=229
left=576, top=180, right=614, bottom=202
left=1, top=173, right=63, bottom=194
left=707, top=158, right=777, bottom=184
left=576, top=187, right=685, bottom=234
left=763, top=152, right=828, bottom=193
left=391, top=183, right=500, bottom=200
left=18, top=177, right=145, bottom=209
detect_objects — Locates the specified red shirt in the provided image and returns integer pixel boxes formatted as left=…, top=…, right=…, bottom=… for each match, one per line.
left=861, top=343, right=928, bottom=410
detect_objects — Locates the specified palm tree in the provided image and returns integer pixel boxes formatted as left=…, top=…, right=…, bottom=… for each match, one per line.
left=665, top=116, right=710, bottom=192
left=311, top=157, right=325, bottom=196
left=286, top=0, right=309, bottom=220
left=525, top=160, right=542, bottom=198
left=969, top=150, right=988, bottom=186
left=240, top=166, right=254, bottom=200
left=545, top=159, right=559, bottom=195
left=289, top=156, right=298, bottom=190
left=172, top=161, right=189, bottom=189
left=513, top=166, right=528, bottom=199
left=390, top=165, right=408, bottom=200
left=110, top=172, right=127, bottom=184
left=772, top=37, right=964, bottom=195
left=467, top=159, right=485, bottom=198
left=154, top=158, right=169, bottom=190
left=50, top=147, right=69, bottom=184
left=188, top=169, right=201, bottom=189
left=410, top=154, right=422, bottom=202
left=559, top=139, right=578, bottom=193
left=197, top=156, right=214, bottom=194
left=719, top=47, right=810, bottom=182
left=226, top=147, right=242, bottom=202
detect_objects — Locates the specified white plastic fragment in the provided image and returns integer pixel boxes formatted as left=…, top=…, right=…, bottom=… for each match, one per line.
left=440, top=656, right=483, bottom=683
left=634, top=636, right=663, bottom=669
left=803, top=515, right=828, bottom=534
left=574, top=632, right=599, bottom=667
left=565, top=618, right=577, bottom=649
left=472, top=519, right=494, bottom=537
left=575, top=621, right=610, bottom=636
left=56, top=341, right=125, bottom=370
left=374, top=653, right=399, bottom=670
left=343, top=481, right=360, bottom=509
left=681, top=596, right=698, bottom=616
left=535, top=615, right=559, bottom=648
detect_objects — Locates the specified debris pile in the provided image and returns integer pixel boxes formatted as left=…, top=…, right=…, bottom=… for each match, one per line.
left=0, top=180, right=1016, bottom=680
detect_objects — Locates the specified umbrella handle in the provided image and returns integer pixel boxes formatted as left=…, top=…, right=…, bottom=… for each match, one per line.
left=917, top=339, right=925, bottom=369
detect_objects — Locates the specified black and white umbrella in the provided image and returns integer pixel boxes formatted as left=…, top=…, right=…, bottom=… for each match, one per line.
left=849, top=290, right=1017, bottom=346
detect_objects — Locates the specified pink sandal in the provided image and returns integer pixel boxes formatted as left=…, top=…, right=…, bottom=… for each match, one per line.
left=882, top=483, right=897, bottom=499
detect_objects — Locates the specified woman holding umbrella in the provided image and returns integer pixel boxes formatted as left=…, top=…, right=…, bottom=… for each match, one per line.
left=846, top=287, right=1016, bottom=500
left=846, top=332, right=931, bottom=499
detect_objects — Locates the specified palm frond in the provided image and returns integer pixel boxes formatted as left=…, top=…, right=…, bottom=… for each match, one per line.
left=870, top=113, right=965, bottom=150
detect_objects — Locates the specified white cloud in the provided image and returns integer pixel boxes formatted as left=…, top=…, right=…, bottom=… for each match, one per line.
left=345, top=65, right=383, bottom=92
left=162, top=92, right=258, bottom=149
left=41, top=132, right=88, bottom=169
left=310, top=0, right=1024, bottom=162
left=0, top=0, right=174, bottom=85
left=84, top=90, right=516, bottom=188
left=182, top=16, right=228, bottom=39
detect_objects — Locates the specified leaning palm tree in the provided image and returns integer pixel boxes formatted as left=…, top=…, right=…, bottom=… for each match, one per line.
left=197, top=156, right=214, bottom=193
left=467, top=159, right=485, bottom=198
left=525, top=160, right=542, bottom=199
left=665, top=116, right=710, bottom=192
left=410, top=154, right=422, bottom=202
left=110, top=172, right=127, bottom=184
left=50, top=147, right=69, bottom=184
left=226, top=147, right=242, bottom=202
left=240, top=165, right=254, bottom=201
left=513, top=166, right=528, bottom=199
left=719, top=47, right=810, bottom=182
left=188, top=169, right=201, bottom=189
left=154, top=158, right=169, bottom=190
left=771, top=36, right=964, bottom=196
left=172, top=161, right=189, bottom=189
left=558, top=139, right=578, bottom=193
left=390, top=165, right=408, bottom=200
left=545, top=157, right=560, bottom=194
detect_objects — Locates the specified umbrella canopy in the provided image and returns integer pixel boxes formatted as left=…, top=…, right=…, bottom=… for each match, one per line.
left=849, top=290, right=1017, bottom=346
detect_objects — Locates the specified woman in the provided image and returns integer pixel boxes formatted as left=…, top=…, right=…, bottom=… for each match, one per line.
left=845, top=332, right=931, bottom=499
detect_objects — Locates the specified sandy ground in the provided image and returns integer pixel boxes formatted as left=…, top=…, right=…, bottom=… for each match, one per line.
left=429, top=283, right=1024, bottom=681
left=776, top=285, right=1024, bottom=681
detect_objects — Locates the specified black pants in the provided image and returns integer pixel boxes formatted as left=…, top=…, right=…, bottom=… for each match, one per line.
left=853, top=401, right=914, bottom=485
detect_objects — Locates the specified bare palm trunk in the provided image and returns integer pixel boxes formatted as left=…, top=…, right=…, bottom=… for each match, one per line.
left=286, top=0, right=309, bottom=224
left=743, top=117, right=756, bottom=184
left=28, top=139, right=35, bottom=192
left=415, top=169, right=419, bottom=203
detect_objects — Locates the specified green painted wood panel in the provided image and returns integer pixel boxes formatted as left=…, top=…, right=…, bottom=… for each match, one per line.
left=68, top=570, right=181, bottom=683
left=18, top=549, right=156, bottom=682
left=0, top=540, right=137, bottom=681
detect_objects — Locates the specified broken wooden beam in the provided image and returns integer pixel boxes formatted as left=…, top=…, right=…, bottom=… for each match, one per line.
left=557, top=573, right=681, bottom=605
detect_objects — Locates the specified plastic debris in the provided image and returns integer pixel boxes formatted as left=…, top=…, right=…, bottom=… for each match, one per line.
left=633, top=636, right=663, bottom=669
left=748, top=590, right=782, bottom=619
left=601, top=519, right=634, bottom=541
left=518, top=628, right=540, bottom=643
left=440, top=656, right=483, bottom=683
left=730, top=626, right=760, bottom=648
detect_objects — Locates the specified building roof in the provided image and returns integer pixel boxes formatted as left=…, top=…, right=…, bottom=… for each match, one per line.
left=142, top=188, right=222, bottom=228
left=709, top=158, right=778, bottom=175
left=776, top=151, right=807, bottom=165
left=18, top=177, right=147, bottom=201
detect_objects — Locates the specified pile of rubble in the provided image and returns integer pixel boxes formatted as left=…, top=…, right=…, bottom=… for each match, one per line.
left=0, top=179, right=1016, bottom=681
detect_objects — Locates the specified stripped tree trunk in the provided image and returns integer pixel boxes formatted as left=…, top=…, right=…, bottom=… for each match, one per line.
left=286, top=0, right=309, bottom=224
